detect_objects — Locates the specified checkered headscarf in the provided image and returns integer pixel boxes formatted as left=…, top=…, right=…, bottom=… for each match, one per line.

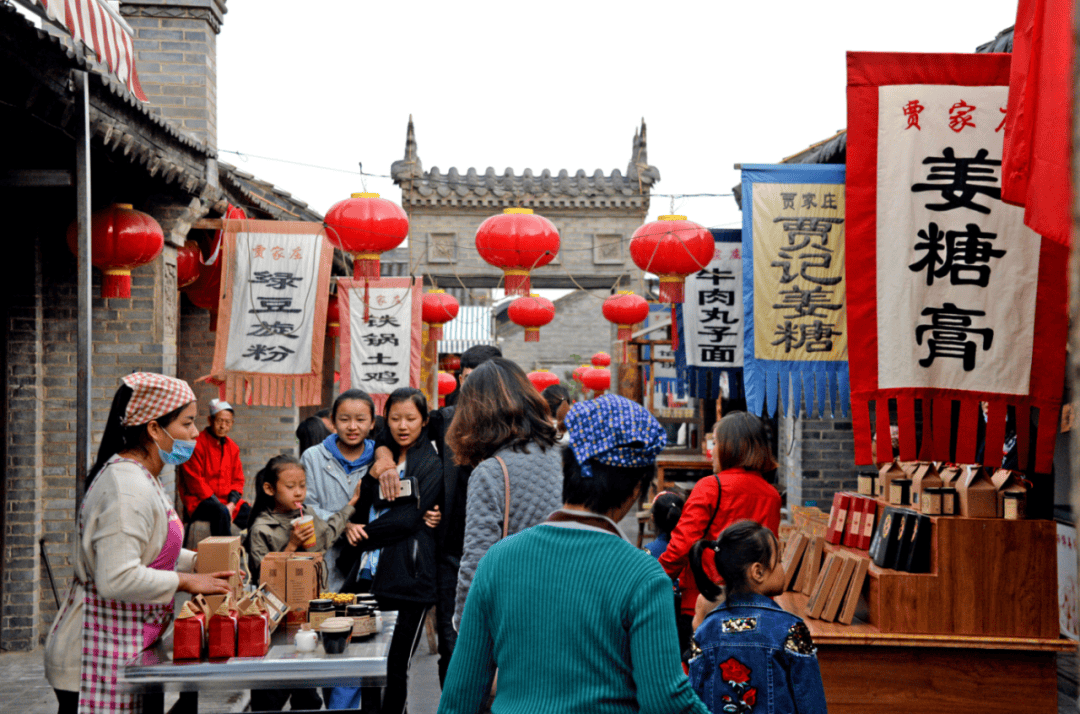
left=564, top=394, right=666, bottom=477
left=120, top=373, right=196, bottom=426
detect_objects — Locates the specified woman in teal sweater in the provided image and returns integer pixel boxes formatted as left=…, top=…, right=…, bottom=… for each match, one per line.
left=438, top=395, right=708, bottom=714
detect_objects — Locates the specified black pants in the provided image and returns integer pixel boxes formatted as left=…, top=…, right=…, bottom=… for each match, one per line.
left=54, top=689, right=165, bottom=714
left=676, top=613, right=694, bottom=663
left=370, top=598, right=430, bottom=714
left=249, top=687, right=322, bottom=711
left=435, top=551, right=460, bottom=686
left=189, top=497, right=251, bottom=536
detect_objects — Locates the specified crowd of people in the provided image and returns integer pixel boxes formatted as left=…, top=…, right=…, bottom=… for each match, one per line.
left=43, top=345, right=829, bottom=714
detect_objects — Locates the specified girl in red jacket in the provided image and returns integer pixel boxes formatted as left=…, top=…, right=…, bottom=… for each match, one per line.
left=658, top=412, right=781, bottom=660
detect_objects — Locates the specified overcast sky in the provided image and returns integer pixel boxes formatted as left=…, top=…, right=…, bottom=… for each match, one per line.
left=216, top=0, right=1018, bottom=233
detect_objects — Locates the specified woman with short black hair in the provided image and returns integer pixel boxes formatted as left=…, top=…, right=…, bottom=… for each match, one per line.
left=444, top=358, right=562, bottom=625
left=438, top=395, right=708, bottom=714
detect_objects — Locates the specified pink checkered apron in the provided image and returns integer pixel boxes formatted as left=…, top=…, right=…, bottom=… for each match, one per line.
left=77, top=456, right=184, bottom=714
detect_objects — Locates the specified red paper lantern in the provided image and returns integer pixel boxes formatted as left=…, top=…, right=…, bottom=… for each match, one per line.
left=422, top=290, right=460, bottom=342
left=629, top=215, right=714, bottom=303
left=440, top=355, right=461, bottom=372
left=66, top=203, right=164, bottom=298
left=507, top=294, right=555, bottom=342
left=437, top=371, right=457, bottom=407
left=602, top=291, right=650, bottom=341
left=326, top=295, right=341, bottom=338
left=176, top=240, right=201, bottom=288
left=324, top=192, right=409, bottom=278
left=475, top=208, right=560, bottom=296
left=572, top=364, right=591, bottom=383
left=591, top=352, right=611, bottom=367
left=527, top=370, right=561, bottom=393
left=582, top=367, right=611, bottom=395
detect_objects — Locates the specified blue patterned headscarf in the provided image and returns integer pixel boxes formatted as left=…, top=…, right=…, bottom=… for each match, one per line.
left=564, top=395, right=667, bottom=477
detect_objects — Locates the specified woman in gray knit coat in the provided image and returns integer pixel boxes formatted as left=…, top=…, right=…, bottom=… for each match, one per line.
left=445, top=358, right=563, bottom=625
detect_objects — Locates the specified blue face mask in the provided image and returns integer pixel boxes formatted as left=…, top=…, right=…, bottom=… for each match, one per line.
left=157, top=433, right=197, bottom=466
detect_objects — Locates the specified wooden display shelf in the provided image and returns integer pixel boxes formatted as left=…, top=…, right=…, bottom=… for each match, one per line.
left=848, top=508, right=1059, bottom=638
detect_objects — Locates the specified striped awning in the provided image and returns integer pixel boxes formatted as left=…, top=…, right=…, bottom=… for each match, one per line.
left=439, top=306, right=494, bottom=354
left=30, top=0, right=147, bottom=100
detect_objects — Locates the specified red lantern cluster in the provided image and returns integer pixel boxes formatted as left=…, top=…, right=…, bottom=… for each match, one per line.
left=326, top=295, right=341, bottom=338
left=591, top=352, right=611, bottom=367
left=422, top=290, right=460, bottom=342
left=629, top=215, right=714, bottom=304
left=176, top=240, right=201, bottom=288
left=603, top=291, right=650, bottom=341
left=475, top=208, right=560, bottom=296
left=440, top=355, right=461, bottom=372
left=437, top=371, right=457, bottom=407
left=572, top=364, right=591, bottom=383
left=66, top=203, right=164, bottom=299
left=527, top=370, right=561, bottom=393
left=582, top=367, right=611, bottom=395
left=507, top=294, right=555, bottom=342
left=324, top=192, right=409, bottom=278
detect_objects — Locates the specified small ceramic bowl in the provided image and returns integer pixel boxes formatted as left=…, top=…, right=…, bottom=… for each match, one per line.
left=319, top=617, right=353, bottom=654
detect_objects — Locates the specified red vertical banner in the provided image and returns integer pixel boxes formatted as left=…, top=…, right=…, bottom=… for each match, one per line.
left=845, top=52, right=1067, bottom=470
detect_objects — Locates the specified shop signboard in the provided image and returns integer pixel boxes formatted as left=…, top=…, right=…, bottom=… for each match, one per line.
left=845, top=52, right=1067, bottom=470
left=338, top=277, right=422, bottom=415
left=740, top=164, right=850, bottom=418
left=208, top=220, right=333, bottom=406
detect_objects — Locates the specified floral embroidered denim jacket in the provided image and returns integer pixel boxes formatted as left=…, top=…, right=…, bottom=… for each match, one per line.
left=689, top=592, right=828, bottom=714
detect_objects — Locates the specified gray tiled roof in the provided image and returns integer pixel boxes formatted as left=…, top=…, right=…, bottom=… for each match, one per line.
left=391, top=117, right=659, bottom=209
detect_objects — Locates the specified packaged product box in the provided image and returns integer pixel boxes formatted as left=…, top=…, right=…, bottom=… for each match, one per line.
left=196, top=535, right=244, bottom=612
left=877, top=462, right=908, bottom=500
left=901, top=513, right=933, bottom=573
left=857, top=497, right=877, bottom=550
left=821, top=551, right=859, bottom=622
left=236, top=598, right=271, bottom=659
left=870, top=506, right=903, bottom=568
left=909, top=463, right=942, bottom=513
left=957, top=465, right=998, bottom=518
left=208, top=594, right=239, bottom=659
left=781, top=531, right=809, bottom=591
left=825, top=493, right=852, bottom=546
left=938, top=465, right=964, bottom=488
left=991, top=469, right=1029, bottom=519
left=259, top=552, right=290, bottom=603
left=173, top=595, right=210, bottom=661
left=285, top=553, right=325, bottom=623
left=842, top=497, right=864, bottom=548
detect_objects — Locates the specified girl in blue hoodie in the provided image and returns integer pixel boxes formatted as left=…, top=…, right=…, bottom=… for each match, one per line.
left=688, top=521, right=828, bottom=714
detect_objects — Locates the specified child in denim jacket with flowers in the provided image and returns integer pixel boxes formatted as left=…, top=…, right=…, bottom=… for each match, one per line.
left=688, top=521, right=828, bottom=714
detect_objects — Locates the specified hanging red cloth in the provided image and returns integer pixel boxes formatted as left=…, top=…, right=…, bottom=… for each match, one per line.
left=1000, top=0, right=1074, bottom=246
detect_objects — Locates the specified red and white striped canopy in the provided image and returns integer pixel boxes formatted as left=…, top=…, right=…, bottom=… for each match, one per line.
left=32, top=0, right=147, bottom=101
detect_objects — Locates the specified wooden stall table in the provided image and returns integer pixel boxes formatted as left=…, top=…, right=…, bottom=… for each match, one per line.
left=777, top=592, right=1074, bottom=714
left=774, top=513, right=1076, bottom=713
left=120, top=612, right=397, bottom=714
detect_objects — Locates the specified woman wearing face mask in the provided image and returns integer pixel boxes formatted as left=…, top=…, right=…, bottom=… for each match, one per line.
left=44, top=374, right=235, bottom=714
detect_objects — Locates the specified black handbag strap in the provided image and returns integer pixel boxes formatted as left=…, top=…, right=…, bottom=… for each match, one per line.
left=704, top=474, right=722, bottom=537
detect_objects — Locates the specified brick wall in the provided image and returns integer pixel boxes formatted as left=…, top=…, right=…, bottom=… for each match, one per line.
left=121, top=1, right=227, bottom=149
left=177, top=301, right=299, bottom=507
left=406, top=208, right=646, bottom=289
left=780, top=407, right=859, bottom=510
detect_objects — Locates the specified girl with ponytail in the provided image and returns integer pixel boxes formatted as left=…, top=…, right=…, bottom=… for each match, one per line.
left=687, top=521, right=828, bottom=714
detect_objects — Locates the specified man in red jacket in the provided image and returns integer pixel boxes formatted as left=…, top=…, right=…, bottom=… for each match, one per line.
left=180, top=399, right=250, bottom=535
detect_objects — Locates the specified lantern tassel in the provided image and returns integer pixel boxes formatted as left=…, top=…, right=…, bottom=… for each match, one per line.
left=363, top=278, right=370, bottom=322
left=670, top=305, right=679, bottom=351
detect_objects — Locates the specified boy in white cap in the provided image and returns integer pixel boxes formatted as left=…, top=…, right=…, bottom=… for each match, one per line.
left=179, top=398, right=250, bottom=535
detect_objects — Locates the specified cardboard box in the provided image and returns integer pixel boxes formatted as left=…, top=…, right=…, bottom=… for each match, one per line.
left=797, top=536, right=825, bottom=595
left=991, top=469, right=1029, bottom=519
left=286, top=553, right=325, bottom=622
left=939, top=465, right=963, bottom=488
left=877, top=462, right=908, bottom=500
left=259, top=552, right=290, bottom=603
left=196, top=535, right=244, bottom=612
left=781, top=531, right=809, bottom=591
left=838, top=556, right=871, bottom=625
left=821, top=552, right=858, bottom=622
left=957, top=465, right=998, bottom=518
left=806, top=552, right=842, bottom=620
left=909, top=463, right=942, bottom=512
